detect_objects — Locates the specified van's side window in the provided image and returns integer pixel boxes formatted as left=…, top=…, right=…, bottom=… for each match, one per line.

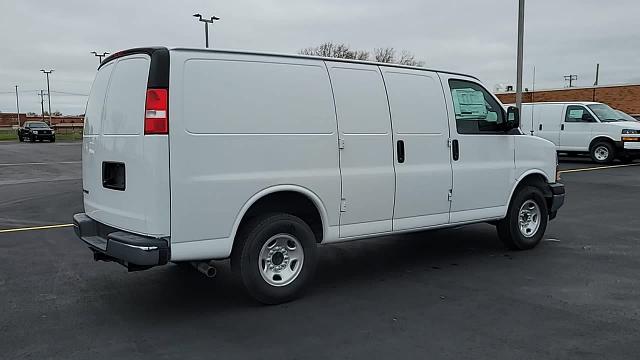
left=448, top=79, right=505, bottom=134
left=565, top=105, right=595, bottom=123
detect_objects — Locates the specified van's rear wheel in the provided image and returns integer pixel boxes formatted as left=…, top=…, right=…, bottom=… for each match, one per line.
left=232, top=213, right=318, bottom=304
left=590, top=141, right=615, bottom=164
left=497, top=186, right=548, bottom=250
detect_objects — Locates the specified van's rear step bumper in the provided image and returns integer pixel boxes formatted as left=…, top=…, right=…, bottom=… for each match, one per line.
left=73, top=213, right=169, bottom=271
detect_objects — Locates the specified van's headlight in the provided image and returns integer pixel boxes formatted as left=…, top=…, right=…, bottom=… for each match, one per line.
left=622, top=129, right=640, bottom=134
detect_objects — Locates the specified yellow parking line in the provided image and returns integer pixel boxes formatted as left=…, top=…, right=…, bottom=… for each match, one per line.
left=0, top=223, right=73, bottom=234
left=559, top=163, right=640, bottom=174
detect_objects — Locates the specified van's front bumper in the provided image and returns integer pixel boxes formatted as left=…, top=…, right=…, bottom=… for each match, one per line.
left=548, top=183, right=565, bottom=220
left=73, top=213, right=170, bottom=271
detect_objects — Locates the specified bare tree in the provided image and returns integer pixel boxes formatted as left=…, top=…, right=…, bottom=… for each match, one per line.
left=300, top=43, right=424, bottom=66
left=300, top=42, right=359, bottom=59
left=374, top=47, right=396, bottom=63
left=354, top=50, right=370, bottom=61
left=398, top=50, right=425, bottom=67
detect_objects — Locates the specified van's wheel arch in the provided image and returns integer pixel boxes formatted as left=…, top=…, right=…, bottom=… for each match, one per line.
left=497, top=185, right=548, bottom=250
left=231, top=212, right=318, bottom=304
left=589, top=140, right=615, bottom=164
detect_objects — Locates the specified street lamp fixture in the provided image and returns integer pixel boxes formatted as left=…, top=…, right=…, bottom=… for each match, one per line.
left=91, top=51, right=110, bottom=64
left=193, top=13, right=220, bottom=48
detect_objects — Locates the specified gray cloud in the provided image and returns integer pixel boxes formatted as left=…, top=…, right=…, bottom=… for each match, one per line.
left=1, top=0, right=638, bottom=114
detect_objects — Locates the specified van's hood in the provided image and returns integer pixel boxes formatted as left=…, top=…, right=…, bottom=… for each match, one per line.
left=605, top=121, right=640, bottom=130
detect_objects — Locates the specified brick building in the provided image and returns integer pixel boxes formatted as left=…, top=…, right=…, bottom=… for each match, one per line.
left=495, top=83, right=640, bottom=116
left=0, top=113, right=84, bottom=128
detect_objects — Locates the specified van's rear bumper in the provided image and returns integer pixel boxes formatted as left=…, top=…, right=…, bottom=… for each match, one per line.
left=73, top=213, right=169, bottom=270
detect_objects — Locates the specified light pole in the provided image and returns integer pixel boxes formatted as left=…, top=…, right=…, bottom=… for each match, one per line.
left=40, top=69, right=54, bottom=125
left=515, top=0, right=525, bottom=112
left=193, top=13, right=220, bottom=48
left=14, top=85, right=20, bottom=127
left=91, top=51, right=110, bottom=64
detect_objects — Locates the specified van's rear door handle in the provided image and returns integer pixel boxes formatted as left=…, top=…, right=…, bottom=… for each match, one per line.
left=452, top=139, right=459, bottom=161
left=397, top=140, right=405, bottom=163
left=539, top=124, right=543, bottom=131
left=561, top=124, right=565, bottom=130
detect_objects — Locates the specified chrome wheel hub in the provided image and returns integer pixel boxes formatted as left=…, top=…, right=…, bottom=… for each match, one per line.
left=594, top=146, right=609, bottom=161
left=259, top=234, right=304, bottom=287
left=518, top=199, right=541, bottom=238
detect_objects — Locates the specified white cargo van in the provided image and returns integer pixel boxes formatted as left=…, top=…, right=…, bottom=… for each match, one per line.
left=517, top=102, right=640, bottom=163
left=74, top=47, right=564, bottom=304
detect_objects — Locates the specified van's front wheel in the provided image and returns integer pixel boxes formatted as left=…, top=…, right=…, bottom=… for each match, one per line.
left=590, top=141, right=615, bottom=164
left=232, top=213, right=318, bottom=304
left=497, top=186, right=548, bottom=250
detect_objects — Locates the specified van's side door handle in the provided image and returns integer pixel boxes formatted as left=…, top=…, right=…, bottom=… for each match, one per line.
left=397, top=140, right=405, bottom=163
left=452, top=139, right=460, bottom=161
left=539, top=124, right=543, bottom=131
left=561, top=124, right=565, bottom=131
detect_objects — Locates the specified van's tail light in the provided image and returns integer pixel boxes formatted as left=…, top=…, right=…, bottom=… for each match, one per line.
left=144, top=88, right=168, bottom=134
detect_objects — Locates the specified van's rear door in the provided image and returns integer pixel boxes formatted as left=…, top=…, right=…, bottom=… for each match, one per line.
left=82, top=48, right=170, bottom=237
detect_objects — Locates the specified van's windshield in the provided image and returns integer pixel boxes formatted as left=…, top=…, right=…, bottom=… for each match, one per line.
left=588, top=104, right=625, bottom=122
left=616, top=110, right=639, bottom=122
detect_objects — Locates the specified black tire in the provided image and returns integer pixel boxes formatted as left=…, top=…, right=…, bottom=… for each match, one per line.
left=231, top=213, right=318, bottom=304
left=497, top=186, right=548, bottom=250
left=18, top=135, right=23, bottom=142
left=30, top=135, right=35, bottom=142
left=50, top=137, right=56, bottom=143
left=590, top=141, right=615, bottom=164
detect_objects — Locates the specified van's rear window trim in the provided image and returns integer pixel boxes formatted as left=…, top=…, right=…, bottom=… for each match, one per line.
left=99, top=47, right=169, bottom=89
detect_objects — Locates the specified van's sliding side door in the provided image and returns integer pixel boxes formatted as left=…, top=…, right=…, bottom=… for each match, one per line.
left=381, top=67, right=453, bottom=230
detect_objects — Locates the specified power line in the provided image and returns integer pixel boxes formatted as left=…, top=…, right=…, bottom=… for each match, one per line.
left=50, top=90, right=89, bottom=96
left=564, top=74, right=578, bottom=87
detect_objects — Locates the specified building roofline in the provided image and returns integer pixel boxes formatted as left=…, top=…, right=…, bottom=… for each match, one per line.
left=169, top=47, right=479, bottom=80
left=496, top=82, right=640, bottom=94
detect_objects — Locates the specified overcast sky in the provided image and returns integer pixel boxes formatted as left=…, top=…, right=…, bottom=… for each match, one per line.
left=1, top=0, right=639, bottom=114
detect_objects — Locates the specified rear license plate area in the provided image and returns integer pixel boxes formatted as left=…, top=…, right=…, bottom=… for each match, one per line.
left=102, top=162, right=126, bottom=191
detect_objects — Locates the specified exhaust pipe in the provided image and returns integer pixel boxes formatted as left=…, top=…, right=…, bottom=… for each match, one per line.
left=191, top=261, right=217, bottom=278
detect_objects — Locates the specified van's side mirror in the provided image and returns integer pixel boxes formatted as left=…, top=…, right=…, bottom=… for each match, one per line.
left=505, top=106, right=520, bottom=130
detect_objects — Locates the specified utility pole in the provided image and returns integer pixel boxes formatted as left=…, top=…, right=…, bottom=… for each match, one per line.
left=193, top=13, right=220, bottom=48
left=14, top=85, right=20, bottom=127
left=40, top=69, right=54, bottom=125
left=515, top=0, right=525, bottom=112
left=38, top=90, right=46, bottom=121
left=91, top=51, right=110, bottom=64
left=564, top=74, right=578, bottom=88
left=594, top=63, right=600, bottom=86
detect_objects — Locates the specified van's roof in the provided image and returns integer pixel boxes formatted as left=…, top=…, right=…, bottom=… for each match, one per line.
left=101, top=46, right=479, bottom=81
left=515, top=101, right=603, bottom=106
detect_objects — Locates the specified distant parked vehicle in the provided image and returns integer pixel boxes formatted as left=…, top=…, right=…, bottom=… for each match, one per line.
left=615, top=109, right=639, bottom=122
left=18, top=121, right=55, bottom=142
left=515, top=102, right=640, bottom=164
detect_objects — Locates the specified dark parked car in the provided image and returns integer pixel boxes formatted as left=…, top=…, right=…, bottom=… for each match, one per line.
left=18, top=121, right=55, bottom=142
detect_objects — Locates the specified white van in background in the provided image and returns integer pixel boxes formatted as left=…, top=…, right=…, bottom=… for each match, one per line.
left=517, top=102, right=640, bottom=163
left=74, top=47, right=564, bottom=304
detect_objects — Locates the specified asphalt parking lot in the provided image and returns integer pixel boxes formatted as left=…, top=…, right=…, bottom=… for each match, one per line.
left=2, top=141, right=640, bottom=360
